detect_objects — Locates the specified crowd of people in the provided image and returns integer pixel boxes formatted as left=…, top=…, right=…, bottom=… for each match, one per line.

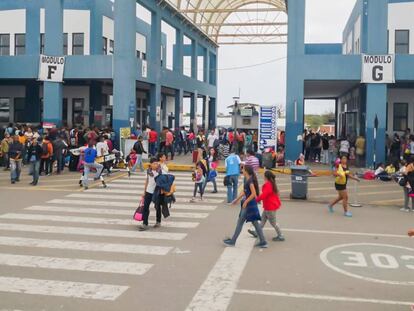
left=0, top=123, right=116, bottom=185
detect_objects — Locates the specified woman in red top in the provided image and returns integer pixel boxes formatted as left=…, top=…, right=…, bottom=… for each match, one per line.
left=248, top=170, right=285, bottom=241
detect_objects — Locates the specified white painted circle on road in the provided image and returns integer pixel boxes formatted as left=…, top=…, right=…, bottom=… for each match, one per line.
left=320, top=243, right=414, bottom=286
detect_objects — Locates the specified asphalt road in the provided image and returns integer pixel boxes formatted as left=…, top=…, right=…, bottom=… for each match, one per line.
left=0, top=167, right=413, bottom=311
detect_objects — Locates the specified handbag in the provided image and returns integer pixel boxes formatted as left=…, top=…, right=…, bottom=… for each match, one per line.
left=133, top=198, right=145, bottom=221
left=223, top=175, right=230, bottom=186
left=208, top=170, right=217, bottom=181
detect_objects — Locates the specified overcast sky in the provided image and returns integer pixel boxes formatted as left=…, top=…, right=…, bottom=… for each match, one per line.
left=216, top=0, right=357, bottom=115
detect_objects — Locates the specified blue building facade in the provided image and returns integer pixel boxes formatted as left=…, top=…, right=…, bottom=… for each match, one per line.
left=0, top=0, right=218, bottom=137
left=285, top=0, right=414, bottom=167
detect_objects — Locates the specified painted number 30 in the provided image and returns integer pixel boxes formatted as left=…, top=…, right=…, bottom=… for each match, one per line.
left=342, top=251, right=414, bottom=269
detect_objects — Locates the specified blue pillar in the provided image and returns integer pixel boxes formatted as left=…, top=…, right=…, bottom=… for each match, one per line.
left=174, top=88, right=183, bottom=129
left=364, top=0, right=388, bottom=167
left=203, top=48, right=210, bottom=83
left=149, top=11, right=162, bottom=133
left=209, top=52, right=217, bottom=85
left=26, top=3, right=40, bottom=55
left=190, top=91, right=198, bottom=132
left=285, top=0, right=305, bottom=160
left=90, top=0, right=103, bottom=55
left=113, top=0, right=136, bottom=139
left=191, top=40, right=198, bottom=79
left=366, top=85, right=387, bottom=167
left=202, top=96, right=207, bottom=130
left=208, top=97, right=217, bottom=129
left=173, top=28, right=183, bottom=74
left=43, top=0, right=63, bottom=126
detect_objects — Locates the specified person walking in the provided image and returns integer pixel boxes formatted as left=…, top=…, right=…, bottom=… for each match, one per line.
left=223, top=165, right=268, bottom=248
left=82, top=141, right=105, bottom=190
left=139, top=157, right=161, bottom=231
left=40, top=136, right=53, bottom=176
left=165, top=129, right=175, bottom=160
left=53, top=135, right=68, bottom=174
left=225, top=151, right=241, bottom=203
left=328, top=135, right=337, bottom=167
left=148, top=127, right=158, bottom=157
left=401, top=159, right=414, bottom=212
left=190, top=163, right=205, bottom=202
left=8, top=135, right=23, bottom=184
left=1, top=133, right=11, bottom=170
left=203, top=148, right=219, bottom=193
left=131, top=136, right=147, bottom=173
left=355, top=135, right=366, bottom=167
left=328, top=155, right=360, bottom=217
left=27, top=138, right=42, bottom=186
left=248, top=170, right=285, bottom=242
left=244, top=149, right=260, bottom=176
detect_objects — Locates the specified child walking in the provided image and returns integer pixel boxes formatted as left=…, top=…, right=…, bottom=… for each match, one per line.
left=190, top=163, right=205, bottom=202
left=248, top=170, right=285, bottom=241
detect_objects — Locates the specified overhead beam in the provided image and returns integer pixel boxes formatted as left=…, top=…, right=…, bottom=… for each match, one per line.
left=180, top=8, right=284, bottom=13
left=200, top=22, right=287, bottom=27
left=218, top=41, right=287, bottom=45
left=216, top=33, right=287, bottom=37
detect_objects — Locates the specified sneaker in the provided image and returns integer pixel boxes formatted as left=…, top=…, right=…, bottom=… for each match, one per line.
left=328, top=205, right=334, bottom=213
left=153, top=222, right=161, bottom=228
left=223, top=239, right=235, bottom=247
left=273, top=236, right=285, bottom=242
left=11, top=180, right=15, bottom=184
left=344, top=211, right=353, bottom=217
left=211, top=190, right=218, bottom=194
left=255, top=241, right=268, bottom=248
left=247, top=229, right=258, bottom=238
left=139, top=225, right=148, bottom=231
left=84, top=186, right=89, bottom=190
left=189, top=198, right=196, bottom=203
left=15, top=178, right=20, bottom=182
left=400, top=208, right=410, bottom=212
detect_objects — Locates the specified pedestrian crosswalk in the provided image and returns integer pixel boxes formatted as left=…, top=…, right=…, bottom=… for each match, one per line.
left=0, top=170, right=228, bottom=305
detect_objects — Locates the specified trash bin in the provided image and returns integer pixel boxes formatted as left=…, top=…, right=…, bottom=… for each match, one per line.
left=290, top=165, right=310, bottom=200
left=262, top=152, right=274, bottom=169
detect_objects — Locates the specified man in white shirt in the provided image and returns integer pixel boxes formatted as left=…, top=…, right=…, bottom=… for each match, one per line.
left=96, top=136, right=109, bottom=157
left=139, top=158, right=161, bottom=231
left=207, top=130, right=218, bottom=149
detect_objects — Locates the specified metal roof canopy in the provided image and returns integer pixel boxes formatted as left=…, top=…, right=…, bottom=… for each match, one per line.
left=163, top=0, right=287, bottom=45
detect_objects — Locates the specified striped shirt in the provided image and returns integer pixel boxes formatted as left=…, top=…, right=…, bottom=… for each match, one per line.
left=245, top=155, right=260, bottom=173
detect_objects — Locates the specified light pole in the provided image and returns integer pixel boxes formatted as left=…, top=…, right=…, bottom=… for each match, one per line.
left=232, top=96, right=240, bottom=132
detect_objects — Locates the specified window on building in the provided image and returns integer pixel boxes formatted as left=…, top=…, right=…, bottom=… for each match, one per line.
left=0, top=98, right=10, bottom=123
left=395, top=30, right=409, bottom=54
left=103, top=37, right=108, bottom=55
left=136, top=50, right=141, bottom=58
left=72, top=33, right=84, bottom=55
left=142, top=52, right=146, bottom=60
left=15, top=34, right=25, bottom=55
left=0, top=34, right=10, bottom=56
left=63, top=33, right=68, bottom=55
left=14, top=98, right=26, bottom=122
left=393, top=103, right=408, bottom=131
left=109, top=39, right=114, bottom=54
left=40, top=34, right=45, bottom=54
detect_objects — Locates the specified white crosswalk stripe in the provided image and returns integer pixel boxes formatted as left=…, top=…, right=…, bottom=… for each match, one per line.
left=0, top=276, right=128, bottom=301
left=0, top=171, right=226, bottom=303
left=26, top=205, right=211, bottom=218
left=0, top=223, right=187, bottom=240
left=0, top=213, right=200, bottom=229
left=0, top=253, right=152, bottom=275
left=0, top=236, right=172, bottom=255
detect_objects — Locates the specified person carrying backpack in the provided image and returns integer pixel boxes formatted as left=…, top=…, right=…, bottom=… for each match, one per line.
left=131, top=136, right=147, bottom=173
left=40, top=136, right=53, bottom=176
